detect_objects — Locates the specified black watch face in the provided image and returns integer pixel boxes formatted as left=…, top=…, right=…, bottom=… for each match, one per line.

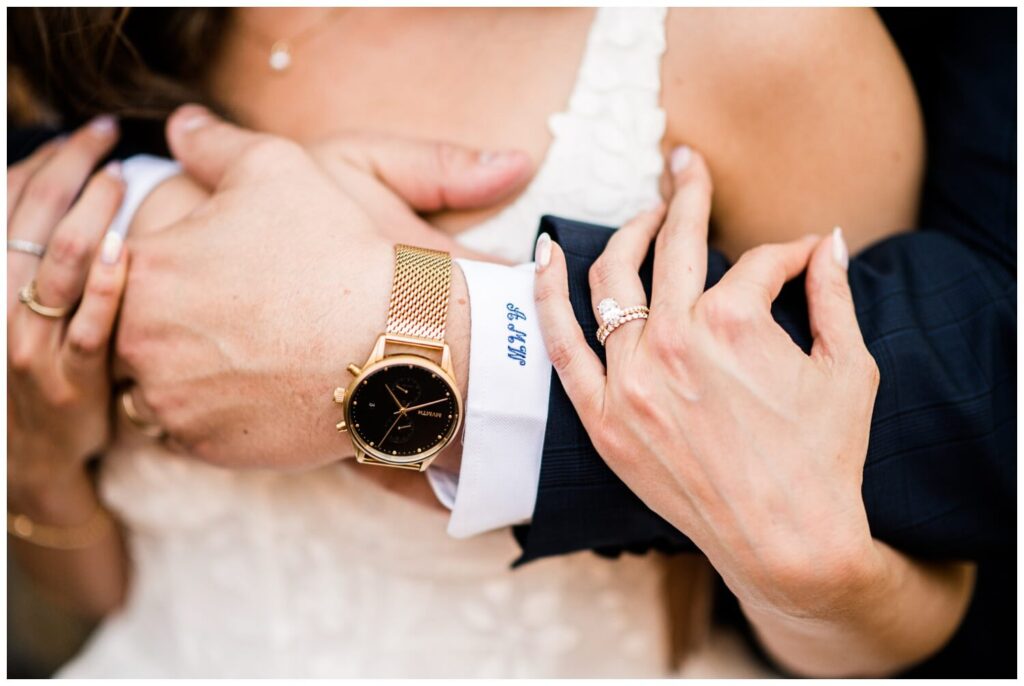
left=348, top=361, right=460, bottom=461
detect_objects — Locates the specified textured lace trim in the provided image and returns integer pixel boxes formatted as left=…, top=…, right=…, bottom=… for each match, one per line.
left=457, top=7, right=668, bottom=262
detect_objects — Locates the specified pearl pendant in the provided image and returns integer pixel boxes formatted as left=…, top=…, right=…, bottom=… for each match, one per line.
left=269, top=41, right=292, bottom=72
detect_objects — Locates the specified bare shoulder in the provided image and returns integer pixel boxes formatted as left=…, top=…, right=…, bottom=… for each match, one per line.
left=662, top=8, right=924, bottom=258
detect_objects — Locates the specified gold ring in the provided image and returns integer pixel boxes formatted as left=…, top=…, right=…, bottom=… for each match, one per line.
left=597, top=305, right=650, bottom=346
left=120, top=388, right=167, bottom=439
left=18, top=281, right=70, bottom=319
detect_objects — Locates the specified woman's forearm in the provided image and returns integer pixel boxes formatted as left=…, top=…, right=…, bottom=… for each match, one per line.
left=741, top=540, right=975, bottom=677
left=9, top=467, right=129, bottom=620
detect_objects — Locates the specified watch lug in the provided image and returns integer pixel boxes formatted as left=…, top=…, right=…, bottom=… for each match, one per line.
left=440, top=344, right=455, bottom=378
left=368, top=335, right=387, bottom=365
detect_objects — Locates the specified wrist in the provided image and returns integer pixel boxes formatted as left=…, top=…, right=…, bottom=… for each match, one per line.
left=325, top=240, right=471, bottom=470
left=8, top=466, right=102, bottom=527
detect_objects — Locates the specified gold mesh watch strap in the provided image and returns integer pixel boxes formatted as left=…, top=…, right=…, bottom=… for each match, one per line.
left=385, top=244, right=452, bottom=344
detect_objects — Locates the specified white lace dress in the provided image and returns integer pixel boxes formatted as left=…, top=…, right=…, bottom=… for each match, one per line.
left=58, top=8, right=768, bottom=678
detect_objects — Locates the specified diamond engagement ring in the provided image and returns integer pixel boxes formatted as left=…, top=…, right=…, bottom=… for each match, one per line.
left=596, top=298, right=650, bottom=346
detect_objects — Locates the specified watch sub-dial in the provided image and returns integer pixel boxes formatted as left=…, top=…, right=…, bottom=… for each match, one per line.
left=384, top=421, right=415, bottom=445
left=392, top=377, right=422, bottom=405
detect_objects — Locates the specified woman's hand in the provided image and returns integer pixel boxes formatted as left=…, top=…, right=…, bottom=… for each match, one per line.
left=534, top=147, right=880, bottom=613
left=534, top=147, right=975, bottom=676
left=7, top=118, right=128, bottom=506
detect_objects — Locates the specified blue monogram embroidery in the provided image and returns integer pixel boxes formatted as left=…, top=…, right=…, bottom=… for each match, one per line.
left=506, top=303, right=527, bottom=366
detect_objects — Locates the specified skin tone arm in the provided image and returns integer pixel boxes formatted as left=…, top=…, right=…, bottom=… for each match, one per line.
left=662, top=7, right=924, bottom=259
left=7, top=121, right=131, bottom=618
left=7, top=115, right=529, bottom=614
left=532, top=148, right=975, bottom=677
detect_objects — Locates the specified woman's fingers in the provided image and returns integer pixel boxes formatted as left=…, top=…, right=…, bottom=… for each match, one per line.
left=534, top=233, right=607, bottom=425
left=33, top=162, right=125, bottom=311
left=313, top=132, right=533, bottom=213
left=7, top=135, right=64, bottom=221
left=651, top=146, right=714, bottom=314
left=805, top=227, right=870, bottom=366
left=588, top=205, right=664, bottom=358
left=62, top=231, right=128, bottom=383
left=7, top=115, right=119, bottom=246
left=712, top=234, right=819, bottom=307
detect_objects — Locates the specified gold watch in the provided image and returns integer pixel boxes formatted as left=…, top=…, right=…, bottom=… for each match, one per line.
left=333, top=244, right=463, bottom=471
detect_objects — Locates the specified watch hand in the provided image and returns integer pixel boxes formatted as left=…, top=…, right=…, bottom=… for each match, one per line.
left=395, top=397, right=448, bottom=414
left=385, top=384, right=405, bottom=411
left=379, top=412, right=405, bottom=446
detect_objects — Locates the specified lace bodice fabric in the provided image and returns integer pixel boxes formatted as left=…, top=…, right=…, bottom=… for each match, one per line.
left=58, top=9, right=768, bottom=677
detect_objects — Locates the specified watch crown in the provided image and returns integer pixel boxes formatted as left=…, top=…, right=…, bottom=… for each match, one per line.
left=336, top=419, right=347, bottom=432
left=332, top=387, right=346, bottom=404
left=346, top=364, right=362, bottom=376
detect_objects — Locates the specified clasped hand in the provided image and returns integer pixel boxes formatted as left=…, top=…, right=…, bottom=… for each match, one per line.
left=534, top=149, right=883, bottom=618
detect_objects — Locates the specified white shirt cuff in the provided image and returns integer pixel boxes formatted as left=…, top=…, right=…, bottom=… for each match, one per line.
left=425, top=258, right=552, bottom=538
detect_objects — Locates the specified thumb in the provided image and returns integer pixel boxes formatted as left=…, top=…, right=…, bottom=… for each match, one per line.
left=166, top=104, right=266, bottom=189
left=313, top=132, right=532, bottom=213
left=806, top=227, right=865, bottom=363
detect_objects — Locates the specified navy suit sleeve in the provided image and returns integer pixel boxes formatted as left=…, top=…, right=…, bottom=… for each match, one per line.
left=515, top=8, right=1016, bottom=566
left=515, top=219, right=1015, bottom=564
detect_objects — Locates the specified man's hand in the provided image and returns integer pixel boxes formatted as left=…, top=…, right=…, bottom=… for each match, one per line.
left=116, top=105, right=502, bottom=469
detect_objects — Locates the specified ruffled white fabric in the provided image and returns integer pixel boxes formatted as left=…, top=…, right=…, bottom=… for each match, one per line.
left=57, top=8, right=760, bottom=678
left=457, top=7, right=667, bottom=262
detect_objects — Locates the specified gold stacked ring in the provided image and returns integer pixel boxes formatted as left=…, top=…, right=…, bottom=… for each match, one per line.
left=18, top=281, right=70, bottom=319
left=120, top=388, right=167, bottom=439
left=596, top=305, right=650, bottom=346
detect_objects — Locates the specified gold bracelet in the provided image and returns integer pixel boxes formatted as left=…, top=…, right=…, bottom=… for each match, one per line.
left=7, top=505, right=115, bottom=550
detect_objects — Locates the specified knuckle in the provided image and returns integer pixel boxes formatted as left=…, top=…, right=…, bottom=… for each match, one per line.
left=698, top=294, right=753, bottom=336
left=827, top=276, right=854, bottom=306
left=84, top=271, right=121, bottom=302
left=8, top=339, right=36, bottom=373
left=48, top=229, right=93, bottom=268
left=241, top=137, right=304, bottom=171
left=44, top=384, right=78, bottom=410
left=533, top=279, right=562, bottom=307
left=588, top=257, right=620, bottom=292
left=857, top=350, right=880, bottom=387
left=545, top=337, right=579, bottom=373
left=647, top=319, right=685, bottom=360
left=618, top=375, right=654, bottom=411
left=24, top=176, right=75, bottom=210
left=67, top=326, right=106, bottom=358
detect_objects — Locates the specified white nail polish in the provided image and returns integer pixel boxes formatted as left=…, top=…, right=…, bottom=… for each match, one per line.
left=832, top=226, right=849, bottom=269
left=89, top=115, right=118, bottom=137
left=535, top=232, right=552, bottom=272
left=100, top=231, right=123, bottom=265
left=670, top=145, right=692, bottom=174
left=103, top=160, right=123, bottom=180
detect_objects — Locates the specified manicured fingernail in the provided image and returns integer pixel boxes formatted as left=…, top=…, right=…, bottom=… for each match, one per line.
left=103, top=160, right=123, bottom=180
left=535, top=232, right=552, bottom=272
left=89, top=115, right=118, bottom=137
left=100, top=231, right=123, bottom=265
left=478, top=150, right=518, bottom=166
left=831, top=226, right=849, bottom=270
left=176, top=104, right=213, bottom=133
left=182, top=113, right=212, bottom=132
left=670, top=145, right=692, bottom=174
